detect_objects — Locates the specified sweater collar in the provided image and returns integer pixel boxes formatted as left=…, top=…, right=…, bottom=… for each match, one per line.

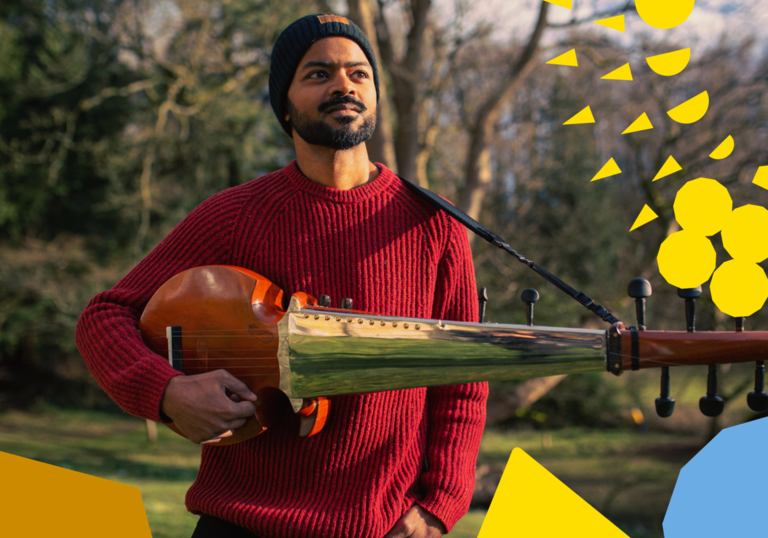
left=282, top=160, right=397, bottom=204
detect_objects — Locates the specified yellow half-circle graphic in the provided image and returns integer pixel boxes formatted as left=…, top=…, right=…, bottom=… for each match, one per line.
left=709, top=135, right=734, bottom=160
left=667, top=91, right=709, bottom=124
left=636, top=0, right=695, bottom=29
left=646, top=48, right=691, bottom=76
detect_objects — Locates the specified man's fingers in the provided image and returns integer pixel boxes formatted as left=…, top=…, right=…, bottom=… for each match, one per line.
left=217, top=371, right=257, bottom=402
left=220, top=399, right=256, bottom=421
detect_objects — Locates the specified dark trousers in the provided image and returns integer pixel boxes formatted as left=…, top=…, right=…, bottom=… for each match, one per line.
left=191, top=515, right=260, bottom=538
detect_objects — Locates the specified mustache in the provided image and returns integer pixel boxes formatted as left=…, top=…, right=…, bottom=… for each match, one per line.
left=318, top=95, right=367, bottom=113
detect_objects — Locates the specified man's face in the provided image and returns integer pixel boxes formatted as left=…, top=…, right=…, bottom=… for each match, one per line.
left=286, top=37, right=377, bottom=150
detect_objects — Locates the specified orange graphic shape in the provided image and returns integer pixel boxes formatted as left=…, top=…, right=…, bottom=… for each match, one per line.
left=0, top=451, right=152, bottom=537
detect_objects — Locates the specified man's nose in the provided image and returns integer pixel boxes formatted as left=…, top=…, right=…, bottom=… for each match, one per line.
left=329, top=71, right=356, bottom=96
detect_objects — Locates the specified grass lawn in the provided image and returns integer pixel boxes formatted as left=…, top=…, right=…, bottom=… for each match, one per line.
left=0, top=406, right=713, bottom=538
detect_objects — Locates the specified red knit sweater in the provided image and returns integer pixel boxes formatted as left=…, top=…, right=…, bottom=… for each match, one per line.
left=75, top=161, right=488, bottom=538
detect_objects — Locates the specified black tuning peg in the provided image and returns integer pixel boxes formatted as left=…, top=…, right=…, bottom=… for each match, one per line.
left=478, top=287, right=488, bottom=323
left=627, top=277, right=673, bottom=417
left=318, top=295, right=331, bottom=307
left=521, top=288, right=539, bottom=327
left=656, top=367, right=675, bottom=418
left=676, top=287, right=723, bottom=417
left=700, top=364, right=725, bottom=417
left=340, top=298, right=353, bottom=310
left=628, top=277, right=652, bottom=330
left=738, top=317, right=768, bottom=412
left=678, top=286, right=702, bottom=333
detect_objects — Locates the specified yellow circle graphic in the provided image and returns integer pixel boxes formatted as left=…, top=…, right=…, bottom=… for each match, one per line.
left=673, top=178, right=732, bottom=236
left=721, top=204, right=768, bottom=263
left=710, top=259, right=768, bottom=317
left=657, top=230, right=716, bottom=289
left=636, top=0, right=695, bottom=29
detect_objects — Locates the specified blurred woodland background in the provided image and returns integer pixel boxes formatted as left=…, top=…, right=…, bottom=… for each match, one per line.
left=2, top=0, right=768, bottom=536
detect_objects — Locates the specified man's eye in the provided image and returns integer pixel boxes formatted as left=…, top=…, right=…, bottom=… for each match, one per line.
left=308, top=71, right=327, bottom=79
left=355, top=71, right=369, bottom=78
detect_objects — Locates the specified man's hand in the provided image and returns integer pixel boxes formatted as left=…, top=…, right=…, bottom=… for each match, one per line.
left=160, top=370, right=257, bottom=444
left=383, top=505, right=446, bottom=538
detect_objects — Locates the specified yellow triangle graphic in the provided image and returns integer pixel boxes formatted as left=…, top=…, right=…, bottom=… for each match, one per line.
left=594, top=14, right=625, bottom=32
left=591, top=158, right=622, bottom=181
left=478, top=448, right=629, bottom=538
left=653, top=155, right=683, bottom=181
left=564, top=106, right=595, bottom=125
left=544, top=0, right=572, bottom=9
left=547, top=49, right=578, bottom=67
left=602, top=63, right=633, bottom=81
left=622, top=112, right=653, bottom=134
left=753, top=166, right=768, bottom=190
left=630, top=204, right=659, bottom=231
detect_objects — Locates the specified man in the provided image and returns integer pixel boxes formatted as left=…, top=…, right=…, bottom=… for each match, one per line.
left=76, top=14, right=487, bottom=538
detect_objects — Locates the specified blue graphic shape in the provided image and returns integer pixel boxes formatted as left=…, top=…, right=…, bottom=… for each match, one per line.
left=663, top=417, right=768, bottom=537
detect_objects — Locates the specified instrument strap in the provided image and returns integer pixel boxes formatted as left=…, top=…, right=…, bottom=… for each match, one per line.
left=397, top=175, right=621, bottom=325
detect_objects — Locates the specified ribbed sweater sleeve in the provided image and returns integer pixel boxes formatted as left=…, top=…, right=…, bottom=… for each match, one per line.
left=75, top=189, right=242, bottom=421
left=418, top=218, right=489, bottom=533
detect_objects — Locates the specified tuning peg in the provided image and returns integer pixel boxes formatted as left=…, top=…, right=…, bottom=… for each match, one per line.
left=678, top=286, right=702, bottom=332
left=627, top=278, right=673, bottom=417
left=655, top=367, right=675, bottom=418
left=676, top=287, right=723, bottom=416
left=700, top=364, right=725, bottom=417
left=628, top=277, right=652, bottom=330
left=737, top=317, right=768, bottom=412
left=340, top=298, right=353, bottom=310
left=479, top=287, right=488, bottom=323
left=318, top=295, right=331, bottom=307
left=521, top=288, right=539, bottom=327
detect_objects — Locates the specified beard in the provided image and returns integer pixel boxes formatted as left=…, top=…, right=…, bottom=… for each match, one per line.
left=287, top=96, right=377, bottom=151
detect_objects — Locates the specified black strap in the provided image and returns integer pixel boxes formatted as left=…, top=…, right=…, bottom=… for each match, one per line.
left=398, top=175, right=621, bottom=325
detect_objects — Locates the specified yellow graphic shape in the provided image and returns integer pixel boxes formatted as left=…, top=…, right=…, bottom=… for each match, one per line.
left=673, top=177, right=732, bottom=235
left=602, top=63, right=633, bottom=81
left=709, top=135, right=734, bottom=159
left=710, top=259, right=768, bottom=317
left=622, top=112, right=653, bottom=134
left=636, top=0, right=695, bottom=29
left=653, top=155, right=683, bottom=181
left=752, top=166, right=768, bottom=190
left=594, top=15, right=625, bottom=32
left=591, top=158, right=622, bottom=181
left=564, top=106, right=595, bottom=125
left=544, top=0, right=572, bottom=8
left=721, top=205, right=768, bottom=263
left=547, top=49, right=578, bottom=66
left=477, top=448, right=629, bottom=538
left=667, top=91, right=709, bottom=124
left=646, top=48, right=691, bottom=76
left=657, top=230, right=717, bottom=289
left=0, top=451, right=151, bottom=536
left=630, top=204, right=659, bottom=231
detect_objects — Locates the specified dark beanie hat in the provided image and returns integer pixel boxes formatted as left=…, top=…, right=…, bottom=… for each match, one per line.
left=269, top=14, right=380, bottom=136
